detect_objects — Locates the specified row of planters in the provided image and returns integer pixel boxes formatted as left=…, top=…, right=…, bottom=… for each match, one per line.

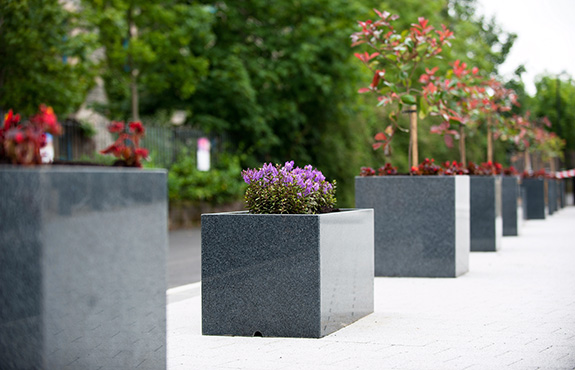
left=201, top=9, right=567, bottom=340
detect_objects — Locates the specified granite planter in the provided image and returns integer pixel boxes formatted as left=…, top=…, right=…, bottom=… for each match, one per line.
left=521, top=178, right=546, bottom=220
left=355, top=176, right=469, bottom=278
left=548, top=178, right=558, bottom=215
left=559, top=179, right=566, bottom=208
left=0, top=166, right=168, bottom=370
left=470, top=176, right=502, bottom=251
left=201, top=209, right=374, bottom=338
left=501, top=176, right=520, bottom=236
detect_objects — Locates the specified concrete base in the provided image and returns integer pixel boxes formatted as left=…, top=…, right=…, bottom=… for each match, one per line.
left=0, top=166, right=168, bottom=370
left=355, top=176, right=469, bottom=278
left=201, top=209, right=374, bottom=338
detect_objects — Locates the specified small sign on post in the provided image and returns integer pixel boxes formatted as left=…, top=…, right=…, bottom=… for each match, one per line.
left=197, top=137, right=211, bottom=171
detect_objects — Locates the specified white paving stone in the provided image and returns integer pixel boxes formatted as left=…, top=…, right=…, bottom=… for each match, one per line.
left=168, top=207, right=575, bottom=369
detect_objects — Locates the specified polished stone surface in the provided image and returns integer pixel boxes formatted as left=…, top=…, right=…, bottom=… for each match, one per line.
left=501, top=176, right=520, bottom=236
left=559, top=180, right=566, bottom=208
left=548, top=179, right=558, bottom=215
left=0, top=166, right=168, bottom=370
left=201, top=209, right=374, bottom=338
left=522, top=178, right=546, bottom=220
left=470, top=176, right=502, bottom=252
left=355, top=176, right=469, bottom=277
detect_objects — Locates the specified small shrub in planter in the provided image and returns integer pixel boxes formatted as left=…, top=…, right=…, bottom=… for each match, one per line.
left=202, top=161, right=373, bottom=338
left=242, top=161, right=337, bottom=214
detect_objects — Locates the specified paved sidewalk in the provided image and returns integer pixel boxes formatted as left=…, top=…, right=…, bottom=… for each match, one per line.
left=167, top=207, right=575, bottom=370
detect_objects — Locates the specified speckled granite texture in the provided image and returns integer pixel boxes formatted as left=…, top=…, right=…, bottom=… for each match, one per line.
left=501, top=176, right=520, bottom=236
left=0, top=166, right=168, bottom=370
left=559, top=180, right=566, bottom=208
left=201, top=209, right=374, bottom=338
left=548, top=179, right=558, bottom=215
left=521, top=178, right=546, bottom=220
left=355, top=176, right=469, bottom=278
left=470, top=176, right=502, bottom=252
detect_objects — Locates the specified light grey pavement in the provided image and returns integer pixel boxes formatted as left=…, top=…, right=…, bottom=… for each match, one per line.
left=167, top=207, right=575, bottom=370
left=168, top=228, right=201, bottom=288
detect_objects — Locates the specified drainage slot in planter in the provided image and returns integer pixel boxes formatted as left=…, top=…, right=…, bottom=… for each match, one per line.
left=253, top=331, right=263, bottom=337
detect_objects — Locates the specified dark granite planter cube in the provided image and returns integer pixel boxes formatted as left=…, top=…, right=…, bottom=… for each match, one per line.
left=201, top=209, right=374, bottom=338
left=0, top=167, right=168, bottom=370
left=548, top=179, right=558, bottom=215
left=355, top=176, right=469, bottom=277
left=470, top=176, right=502, bottom=251
left=521, top=178, right=546, bottom=220
left=501, top=176, right=520, bottom=236
left=559, top=179, right=566, bottom=208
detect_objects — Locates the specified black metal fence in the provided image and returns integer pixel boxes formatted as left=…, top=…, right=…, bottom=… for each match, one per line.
left=54, top=120, right=226, bottom=168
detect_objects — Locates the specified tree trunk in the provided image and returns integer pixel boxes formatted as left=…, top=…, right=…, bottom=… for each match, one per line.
left=524, top=150, right=532, bottom=172
left=409, top=105, right=418, bottom=167
left=127, top=7, right=140, bottom=122
left=459, top=125, right=466, bottom=165
left=487, top=114, right=493, bottom=163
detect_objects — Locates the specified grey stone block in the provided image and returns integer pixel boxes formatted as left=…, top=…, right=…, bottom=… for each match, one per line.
left=521, top=178, right=546, bottom=220
left=470, top=176, right=502, bottom=251
left=0, top=166, right=168, bottom=370
left=548, top=179, right=558, bottom=215
left=559, top=179, right=566, bottom=208
left=355, top=176, right=469, bottom=278
left=501, top=176, right=520, bottom=236
left=201, top=209, right=374, bottom=338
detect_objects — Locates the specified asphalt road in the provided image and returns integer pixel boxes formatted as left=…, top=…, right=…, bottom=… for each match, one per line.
left=168, top=228, right=201, bottom=289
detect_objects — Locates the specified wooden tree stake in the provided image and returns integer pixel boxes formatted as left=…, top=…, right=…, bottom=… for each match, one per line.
left=459, top=125, right=466, bottom=165
left=409, top=105, right=418, bottom=167
left=487, top=114, right=493, bottom=163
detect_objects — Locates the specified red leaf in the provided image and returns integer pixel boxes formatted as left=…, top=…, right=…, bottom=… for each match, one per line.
left=444, top=135, right=454, bottom=148
left=372, top=142, right=383, bottom=150
left=358, top=88, right=371, bottom=93
left=374, top=132, right=386, bottom=141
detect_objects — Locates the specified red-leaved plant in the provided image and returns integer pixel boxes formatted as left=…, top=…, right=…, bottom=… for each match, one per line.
left=359, top=163, right=398, bottom=177
left=410, top=158, right=442, bottom=176
left=1, top=105, right=62, bottom=165
left=351, top=9, right=454, bottom=166
left=100, top=121, right=149, bottom=167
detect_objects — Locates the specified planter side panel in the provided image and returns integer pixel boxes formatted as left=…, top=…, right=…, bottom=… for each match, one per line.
left=0, top=171, right=44, bottom=369
left=356, top=177, right=467, bottom=277
left=548, top=179, right=557, bottom=215
left=202, top=214, right=322, bottom=338
left=501, top=176, right=520, bottom=236
left=0, top=168, right=168, bottom=370
left=319, top=210, right=374, bottom=337
left=522, top=178, right=546, bottom=220
left=470, top=177, right=502, bottom=252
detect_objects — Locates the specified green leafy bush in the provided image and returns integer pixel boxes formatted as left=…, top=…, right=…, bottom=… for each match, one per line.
left=167, top=151, right=246, bottom=205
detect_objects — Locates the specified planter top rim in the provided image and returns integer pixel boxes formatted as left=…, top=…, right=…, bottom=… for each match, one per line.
left=202, top=208, right=372, bottom=217
left=355, top=175, right=469, bottom=179
left=0, top=165, right=167, bottom=174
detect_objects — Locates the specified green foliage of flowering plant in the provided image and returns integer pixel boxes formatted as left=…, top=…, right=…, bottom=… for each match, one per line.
left=242, top=161, right=337, bottom=214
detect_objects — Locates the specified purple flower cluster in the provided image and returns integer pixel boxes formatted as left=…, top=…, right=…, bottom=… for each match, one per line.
left=242, top=161, right=337, bottom=214
left=242, top=161, right=333, bottom=197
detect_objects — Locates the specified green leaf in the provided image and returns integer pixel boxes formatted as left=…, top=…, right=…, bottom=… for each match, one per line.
left=401, top=94, right=417, bottom=105
left=419, top=96, right=429, bottom=119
